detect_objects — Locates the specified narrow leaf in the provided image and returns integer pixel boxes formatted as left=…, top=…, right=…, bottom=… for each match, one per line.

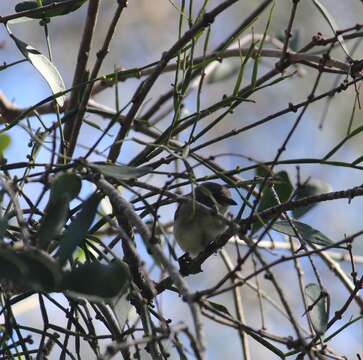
left=7, top=26, right=66, bottom=106
left=37, top=173, right=81, bottom=249
left=57, top=192, right=102, bottom=266
left=251, top=2, right=275, bottom=89
left=83, top=118, right=104, bottom=132
left=233, top=40, right=255, bottom=96
left=15, top=0, right=87, bottom=19
left=305, top=283, right=329, bottom=335
left=311, top=0, right=350, bottom=58
left=272, top=220, right=338, bottom=247
left=206, top=300, right=231, bottom=316
left=89, top=163, right=152, bottom=181
left=50, top=172, right=82, bottom=201
left=38, top=196, right=70, bottom=249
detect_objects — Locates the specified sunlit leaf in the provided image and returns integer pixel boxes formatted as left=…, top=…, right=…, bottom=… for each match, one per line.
left=89, top=163, right=152, bottom=181
left=57, top=192, right=102, bottom=266
left=305, top=283, right=329, bottom=335
left=0, top=134, right=11, bottom=156
left=7, top=27, right=66, bottom=106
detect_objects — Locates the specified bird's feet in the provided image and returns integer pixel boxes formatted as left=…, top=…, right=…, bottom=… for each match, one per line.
left=178, top=253, right=203, bottom=275
left=178, top=253, right=193, bottom=275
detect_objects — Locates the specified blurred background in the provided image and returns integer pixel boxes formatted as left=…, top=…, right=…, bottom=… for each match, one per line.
left=1, top=0, right=362, bottom=358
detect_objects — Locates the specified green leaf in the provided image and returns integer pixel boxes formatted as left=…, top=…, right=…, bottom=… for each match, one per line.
left=0, top=135, right=11, bottom=156
left=253, top=170, right=293, bottom=232
left=251, top=1, right=275, bottom=89
left=15, top=0, right=87, bottom=19
left=57, top=192, right=102, bottom=266
left=51, top=172, right=82, bottom=201
left=38, top=196, right=70, bottom=249
left=206, top=300, right=231, bottom=316
left=0, top=248, right=28, bottom=283
left=37, top=173, right=81, bottom=249
left=262, top=172, right=294, bottom=206
left=233, top=41, right=254, bottom=96
left=305, top=283, right=329, bottom=335
left=251, top=47, right=259, bottom=89
left=293, top=179, right=331, bottom=218
left=0, top=247, right=61, bottom=291
left=61, top=260, right=131, bottom=303
left=83, top=118, right=104, bottom=132
left=89, top=163, right=152, bottom=181
left=311, top=0, right=350, bottom=58
left=272, top=220, right=337, bottom=247
left=16, top=248, right=62, bottom=291
left=7, top=27, right=66, bottom=106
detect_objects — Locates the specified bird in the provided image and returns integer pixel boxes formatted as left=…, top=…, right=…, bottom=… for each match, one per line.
left=174, top=182, right=236, bottom=257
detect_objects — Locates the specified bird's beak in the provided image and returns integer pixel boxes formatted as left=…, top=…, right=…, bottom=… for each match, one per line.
left=226, top=198, right=237, bottom=206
